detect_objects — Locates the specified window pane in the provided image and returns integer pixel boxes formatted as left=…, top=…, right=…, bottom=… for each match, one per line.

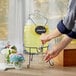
left=0, top=0, right=8, bottom=40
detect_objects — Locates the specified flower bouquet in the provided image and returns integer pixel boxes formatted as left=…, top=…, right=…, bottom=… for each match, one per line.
left=1, top=45, right=17, bottom=63
left=9, top=53, right=25, bottom=69
left=0, top=44, right=25, bottom=70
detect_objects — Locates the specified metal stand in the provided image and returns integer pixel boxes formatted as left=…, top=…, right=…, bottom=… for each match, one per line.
left=25, top=46, right=54, bottom=68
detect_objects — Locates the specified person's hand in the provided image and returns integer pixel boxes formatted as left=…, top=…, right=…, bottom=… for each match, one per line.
left=44, top=50, right=60, bottom=62
left=40, top=33, right=50, bottom=44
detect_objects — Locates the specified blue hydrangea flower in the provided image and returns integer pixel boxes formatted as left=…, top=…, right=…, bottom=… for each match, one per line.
left=10, top=54, right=25, bottom=63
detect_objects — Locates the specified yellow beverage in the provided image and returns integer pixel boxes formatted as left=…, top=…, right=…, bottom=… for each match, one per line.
left=24, top=24, right=49, bottom=53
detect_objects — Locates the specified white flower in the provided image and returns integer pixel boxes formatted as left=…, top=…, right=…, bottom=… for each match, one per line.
left=1, top=48, right=12, bottom=55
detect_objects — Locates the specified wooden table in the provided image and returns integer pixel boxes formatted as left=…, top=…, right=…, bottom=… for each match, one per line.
left=53, top=44, right=76, bottom=66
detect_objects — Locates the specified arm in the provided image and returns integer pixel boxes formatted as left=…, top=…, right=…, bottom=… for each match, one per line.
left=40, top=28, right=62, bottom=44
left=57, top=0, right=76, bottom=39
left=40, top=0, right=76, bottom=44
left=44, top=35, right=72, bottom=62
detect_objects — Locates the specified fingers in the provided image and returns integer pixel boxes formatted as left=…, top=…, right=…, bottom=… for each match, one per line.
left=44, top=52, right=50, bottom=61
left=44, top=51, right=53, bottom=62
left=40, top=33, right=47, bottom=44
left=43, top=50, right=58, bottom=62
left=41, top=40, right=45, bottom=44
left=46, top=56, right=53, bottom=62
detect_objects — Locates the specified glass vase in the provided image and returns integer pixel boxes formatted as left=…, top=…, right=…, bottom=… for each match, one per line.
left=13, top=62, right=22, bottom=70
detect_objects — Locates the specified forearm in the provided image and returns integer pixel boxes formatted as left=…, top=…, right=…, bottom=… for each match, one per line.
left=53, top=35, right=72, bottom=52
left=47, top=28, right=62, bottom=41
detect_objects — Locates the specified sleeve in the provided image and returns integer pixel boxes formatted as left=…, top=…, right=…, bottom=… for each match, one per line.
left=57, top=0, right=76, bottom=39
